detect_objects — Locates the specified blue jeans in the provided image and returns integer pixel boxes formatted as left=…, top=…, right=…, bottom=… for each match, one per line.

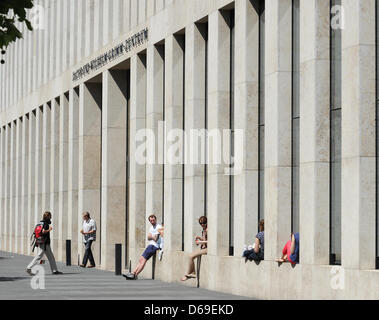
left=243, top=249, right=264, bottom=261
left=82, top=240, right=95, bottom=266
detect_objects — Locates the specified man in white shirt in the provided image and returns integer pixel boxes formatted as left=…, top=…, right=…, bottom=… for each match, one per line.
left=124, top=214, right=161, bottom=280
left=80, top=212, right=97, bottom=268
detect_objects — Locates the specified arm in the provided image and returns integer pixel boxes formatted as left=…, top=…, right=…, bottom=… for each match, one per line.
left=43, top=226, right=52, bottom=234
left=254, top=237, right=260, bottom=253
left=147, top=233, right=158, bottom=241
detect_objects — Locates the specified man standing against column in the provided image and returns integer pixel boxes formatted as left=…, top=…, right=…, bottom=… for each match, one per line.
left=80, top=212, right=97, bottom=268
left=124, top=215, right=162, bottom=280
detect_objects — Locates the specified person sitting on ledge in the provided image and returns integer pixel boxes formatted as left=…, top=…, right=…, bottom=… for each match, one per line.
left=181, top=216, right=208, bottom=281
left=242, top=219, right=264, bottom=262
left=275, top=232, right=300, bottom=264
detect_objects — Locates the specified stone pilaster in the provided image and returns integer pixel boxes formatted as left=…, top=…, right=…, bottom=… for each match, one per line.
left=207, top=10, right=231, bottom=257
left=9, top=121, right=15, bottom=252
left=21, top=115, right=29, bottom=254
left=264, top=0, right=292, bottom=261
left=129, top=53, right=147, bottom=263
left=299, top=0, right=330, bottom=265
left=78, top=82, right=102, bottom=265
left=57, top=94, right=69, bottom=261
left=50, top=99, right=59, bottom=256
left=233, top=0, right=260, bottom=255
left=341, top=0, right=376, bottom=270
left=27, top=113, right=36, bottom=255
left=164, top=34, right=184, bottom=252
left=184, top=23, right=207, bottom=253
left=68, top=88, right=80, bottom=261
left=101, top=69, right=128, bottom=269
left=15, top=118, right=22, bottom=253
left=146, top=44, right=164, bottom=229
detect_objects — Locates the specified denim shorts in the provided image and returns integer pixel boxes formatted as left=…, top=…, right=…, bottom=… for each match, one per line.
left=142, top=245, right=158, bottom=260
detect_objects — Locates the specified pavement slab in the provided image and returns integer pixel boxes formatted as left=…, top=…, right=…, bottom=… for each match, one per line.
left=0, top=251, right=252, bottom=300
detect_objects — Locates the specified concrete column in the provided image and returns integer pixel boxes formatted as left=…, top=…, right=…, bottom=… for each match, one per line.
left=69, top=0, right=77, bottom=67
left=50, top=99, right=60, bottom=257
left=264, top=0, right=292, bottom=261
left=139, top=0, right=147, bottom=25
left=36, top=0, right=43, bottom=87
left=299, top=0, right=330, bottom=265
left=9, top=121, right=15, bottom=252
left=146, top=44, right=164, bottom=229
left=156, top=0, right=165, bottom=12
left=102, top=0, right=110, bottom=46
left=207, top=10, right=231, bottom=257
left=112, top=0, right=120, bottom=40
left=341, top=0, right=376, bottom=270
left=4, top=125, right=10, bottom=251
left=58, top=93, right=69, bottom=262
left=0, top=127, right=4, bottom=250
left=147, top=0, right=156, bottom=18
left=101, top=69, right=128, bottom=269
left=21, top=115, right=29, bottom=254
left=184, top=23, right=206, bottom=253
left=68, top=88, right=80, bottom=262
left=55, top=0, right=62, bottom=77
left=164, top=35, right=184, bottom=252
left=94, top=0, right=101, bottom=52
left=77, top=0, right=84, bottom=61
left=79, top=82, right=102, bottom=265
left=123, top=0, right=131, bottom=32
left=62, top=0, right=69, bottom=71
left=27, top=113, right=36, bottom=255
left=49, top=0, right=56, bottom=80
left=15, top=118, right=22, bottom=253
left=42, top=104, right=51, bottom=213
left=129, top=53, right=147, bottom=262
left=85, top=0, right=94, bottom=58
left=35, top=108, right=43, bottom=227
left=43, top=0, right=49, bottom=84
left=131, top=0, right=138, bottom=29
left=233, top=0, right=260, bottom=255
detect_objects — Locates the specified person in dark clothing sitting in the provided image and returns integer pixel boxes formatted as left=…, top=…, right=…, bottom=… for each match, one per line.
left=242, top=219, right=265, bottom=262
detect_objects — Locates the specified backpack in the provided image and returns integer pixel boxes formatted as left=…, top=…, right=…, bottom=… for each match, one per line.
left=30, top=222, right=45, bottom=252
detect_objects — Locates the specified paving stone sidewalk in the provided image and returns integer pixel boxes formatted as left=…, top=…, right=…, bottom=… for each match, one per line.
left=0, top=251, right=252, bottom=300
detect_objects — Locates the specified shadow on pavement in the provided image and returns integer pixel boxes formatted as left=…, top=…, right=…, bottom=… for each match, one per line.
left=0, top=277, right=29, bottom=282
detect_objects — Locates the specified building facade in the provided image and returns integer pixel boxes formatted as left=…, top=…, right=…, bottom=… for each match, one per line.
left=0, top=0, right=379, bottom=299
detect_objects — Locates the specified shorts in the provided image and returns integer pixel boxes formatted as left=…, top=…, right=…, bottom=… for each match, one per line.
left=142, top=245, right=159, bottom=260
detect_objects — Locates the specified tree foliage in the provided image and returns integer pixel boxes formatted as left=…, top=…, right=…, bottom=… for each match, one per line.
left=0, top=0, right=34, bottom=50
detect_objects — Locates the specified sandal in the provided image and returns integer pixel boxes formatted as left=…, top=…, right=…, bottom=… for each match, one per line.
left=181, top=274, right=196, bottom=281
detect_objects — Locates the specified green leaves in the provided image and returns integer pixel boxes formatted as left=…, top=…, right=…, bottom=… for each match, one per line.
left=0, top=0, right=34, bottom=50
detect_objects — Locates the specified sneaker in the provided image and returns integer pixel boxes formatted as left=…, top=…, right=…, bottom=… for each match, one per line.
left=158, top=250, right=163, bottom=261
left=26, top=269, right=35, bottom=276
left=53, top=271, right=63, bottom=275
left=123, top=272, right=137, bottom=280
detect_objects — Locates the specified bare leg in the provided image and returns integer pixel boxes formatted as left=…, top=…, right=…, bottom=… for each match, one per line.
left=181, top=249, right=207, bottom=281
left=290, top=234, right=296, bottom=255
left=133, top=256, right=147, bottom=276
